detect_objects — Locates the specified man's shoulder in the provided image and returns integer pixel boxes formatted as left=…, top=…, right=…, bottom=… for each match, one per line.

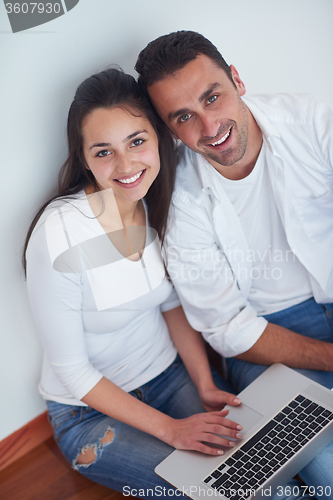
left=244, top=93, right=322, bottom=124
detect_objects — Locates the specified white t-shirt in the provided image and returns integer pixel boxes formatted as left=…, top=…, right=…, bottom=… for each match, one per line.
left=215, top=140, right=313, bottom=315
left=26, top=191, right=178, bottom=406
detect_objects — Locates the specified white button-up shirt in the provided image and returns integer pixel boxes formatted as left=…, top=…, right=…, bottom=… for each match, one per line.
left=165, top=93, right=333, bottom=358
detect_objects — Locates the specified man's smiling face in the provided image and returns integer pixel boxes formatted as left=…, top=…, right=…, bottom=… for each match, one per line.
left=148, top=55, right=256, bottom=175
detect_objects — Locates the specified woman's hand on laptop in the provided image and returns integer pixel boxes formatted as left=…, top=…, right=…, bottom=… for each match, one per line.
left=162, top=410, right=243, bottom=456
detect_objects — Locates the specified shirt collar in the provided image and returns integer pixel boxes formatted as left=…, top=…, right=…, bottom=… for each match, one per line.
left=190, top=150, right=220, bottom=199
left=242, top=96, right=281, bottom=141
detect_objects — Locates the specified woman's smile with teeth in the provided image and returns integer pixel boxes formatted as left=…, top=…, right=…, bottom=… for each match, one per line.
left=117, top=170, right=144, bottom=184
left=210, top=129, right=231, bottom=146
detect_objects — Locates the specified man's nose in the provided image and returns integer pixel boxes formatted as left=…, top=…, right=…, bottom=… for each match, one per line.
left=199, top=113, right=219, bottom=140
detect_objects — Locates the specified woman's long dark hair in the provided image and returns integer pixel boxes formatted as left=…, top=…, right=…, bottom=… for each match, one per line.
left=23, top=68, right=177, bottom=274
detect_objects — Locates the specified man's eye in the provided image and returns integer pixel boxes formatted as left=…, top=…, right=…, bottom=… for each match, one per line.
left=179, top=114, right=191, bottom=123
left=96, top=150, right=111, bottom=157
left=131, top=138, right=144, bottom=147
left=207, top=95, right=217, bottom=104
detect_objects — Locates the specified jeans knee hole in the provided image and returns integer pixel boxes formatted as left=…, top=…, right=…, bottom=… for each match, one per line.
left=73, top=427, right=115, bottom=471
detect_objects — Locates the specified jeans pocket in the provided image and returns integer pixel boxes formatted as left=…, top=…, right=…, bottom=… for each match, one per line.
left=47, top=402, right=84, bottom=441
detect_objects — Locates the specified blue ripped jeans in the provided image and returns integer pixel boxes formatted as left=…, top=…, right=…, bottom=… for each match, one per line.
left=227, top=298, right=333, bottom=500
left=47, top=356, right=232, bottom=499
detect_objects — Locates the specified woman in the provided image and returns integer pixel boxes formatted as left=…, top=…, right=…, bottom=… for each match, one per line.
left=23, top=68, right=242, bottom=496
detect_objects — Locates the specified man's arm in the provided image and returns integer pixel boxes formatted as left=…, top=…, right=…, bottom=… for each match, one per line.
left=165, top=176, right=333, bottom=370
left=236, top=322, right=333, bottom=370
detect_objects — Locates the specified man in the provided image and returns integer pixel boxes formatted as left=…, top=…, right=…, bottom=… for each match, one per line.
left=135, top=31, right=333, bottom=496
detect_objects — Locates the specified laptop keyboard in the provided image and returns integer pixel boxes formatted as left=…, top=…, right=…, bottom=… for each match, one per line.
left=203, top=394, right=333, bottom=499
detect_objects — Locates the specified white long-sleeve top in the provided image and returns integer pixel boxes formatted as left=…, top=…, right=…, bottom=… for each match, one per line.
left=165, top=94, right=333, bottom=358
left=26, top=192, right=178, bottom=405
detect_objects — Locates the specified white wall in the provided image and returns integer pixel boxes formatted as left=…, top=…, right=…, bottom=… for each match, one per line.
left=0, top=0, right=332, bottom=441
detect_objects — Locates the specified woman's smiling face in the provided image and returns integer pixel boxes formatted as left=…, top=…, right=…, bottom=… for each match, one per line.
left=82, top=106, right=160, bottom=205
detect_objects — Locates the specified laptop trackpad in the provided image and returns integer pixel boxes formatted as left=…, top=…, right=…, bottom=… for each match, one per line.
left=225, top=403, right=264, bottom=435
left=212, top=404, right=264, bottom=447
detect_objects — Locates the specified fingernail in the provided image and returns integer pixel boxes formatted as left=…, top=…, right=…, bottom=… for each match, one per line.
left=236, top=433, right=242, bottom=439
left=233, top=398, right=241, bottom=404
left=217, top=450, right=224, bottom=455
left=229, top=441, right=236, bottom=447
left=237, top=424, right=243, bottom=431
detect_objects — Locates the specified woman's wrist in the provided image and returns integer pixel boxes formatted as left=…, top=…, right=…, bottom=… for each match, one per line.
left=154, top=414, right=176, bottom=445
left=196, top=375, right=218, bottom=399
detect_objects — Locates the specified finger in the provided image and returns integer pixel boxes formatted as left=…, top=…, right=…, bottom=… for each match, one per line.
left=219, top=409, right=230, bottom=417
left=202, top=423, right=243, bottom=440
left=193, top=441, right=225, bottom=456
left=202, top=393, right=241, bottom=410
left=189, top=412, right=243, bottom=433
left=224, top=393, right=241, bottom=406
left=202, top=431, right=242, bottom=448
left=219, top=416, right=243, bottom=430
left=207, top=391, right=241, bottom=407
left=207, top=411, right=243, bottom=431
left=207, top=410, right=230, bottom=417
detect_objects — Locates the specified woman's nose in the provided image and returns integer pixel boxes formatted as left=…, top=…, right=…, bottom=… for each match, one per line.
left=116, top=153, right=133, bottom=173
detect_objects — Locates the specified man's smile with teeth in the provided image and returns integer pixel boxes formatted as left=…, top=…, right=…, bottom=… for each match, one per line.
left=116, top=170, right=144, bottom=184
left=210, top=129, right=231, bottom=146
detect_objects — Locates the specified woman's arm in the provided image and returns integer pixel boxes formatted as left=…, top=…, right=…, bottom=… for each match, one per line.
left=27, top=210, right=241, bottom=455
left=162, top=306, right=241, bottom=412
left=82, top=375, right=242, bottom=456
left=82, top=306, right=243, bottom=455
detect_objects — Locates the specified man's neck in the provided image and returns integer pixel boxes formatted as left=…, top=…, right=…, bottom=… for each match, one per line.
left=207, top=109, right=263, bottom=181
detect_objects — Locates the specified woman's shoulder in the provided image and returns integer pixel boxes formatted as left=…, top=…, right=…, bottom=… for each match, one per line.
left=26, top=190, right=99, bottom=277
left=33, top=190, right=89, bottom=232
left=27, top=191, right=92, bottom=259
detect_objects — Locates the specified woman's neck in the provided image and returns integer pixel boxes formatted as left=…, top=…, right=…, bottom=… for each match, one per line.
left=116, top=197, right=145, bottom=228
left=85, top=187, right=144, bottom=227
left=85, top=187, right=146, bottom=260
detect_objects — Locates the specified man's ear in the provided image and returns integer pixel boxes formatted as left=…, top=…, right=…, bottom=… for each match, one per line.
left=230, top=65, right=246, bottom=97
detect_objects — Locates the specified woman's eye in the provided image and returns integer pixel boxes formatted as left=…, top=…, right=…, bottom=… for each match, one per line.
left=96, top=150, right=111, bottom=157
left=207, top=95, right=217, bottom=104
left=179, top=113, right=191, bottom=123
left=131, top=138, right=144, bottom=147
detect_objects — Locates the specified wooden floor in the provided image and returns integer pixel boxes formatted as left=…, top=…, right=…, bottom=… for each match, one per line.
left=0, top=432, right=306, bottom=500
left=0, top=436, right=131, bottom=500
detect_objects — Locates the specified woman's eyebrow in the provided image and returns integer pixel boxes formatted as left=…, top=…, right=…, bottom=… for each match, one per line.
left=125, top=129, right=148, bottom=142
left=89, top=130, right=148, bottom=150
left=89, top=142, right=111, bottom=151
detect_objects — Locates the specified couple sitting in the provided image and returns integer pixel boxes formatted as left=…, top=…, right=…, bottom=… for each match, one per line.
left=24, top=31, right=333, bottom=499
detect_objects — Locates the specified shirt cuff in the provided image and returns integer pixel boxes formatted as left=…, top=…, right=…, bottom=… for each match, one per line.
left=203, top=314, right=268, bottom=358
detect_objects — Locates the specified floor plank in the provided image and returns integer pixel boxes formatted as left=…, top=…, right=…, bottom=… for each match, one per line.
left=0, top=412, right=53, bottom=472
left=0, top=437, right=134, bottom=500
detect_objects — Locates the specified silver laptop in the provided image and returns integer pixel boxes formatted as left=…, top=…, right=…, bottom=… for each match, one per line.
left=155, top=363, right=333, bottom=499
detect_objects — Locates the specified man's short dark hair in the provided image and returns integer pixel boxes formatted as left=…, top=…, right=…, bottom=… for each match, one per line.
left=135, top=30, right=235, bottom=92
